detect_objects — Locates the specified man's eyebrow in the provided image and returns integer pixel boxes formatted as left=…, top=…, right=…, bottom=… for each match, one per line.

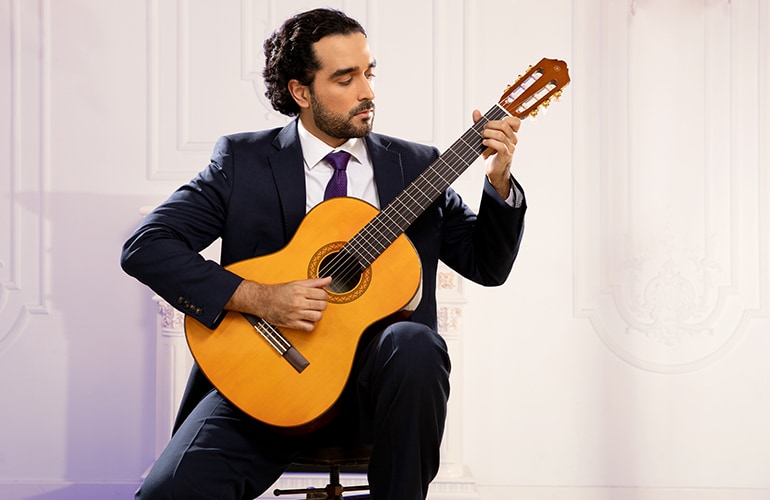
left=329, top=60, right=377, bottom=79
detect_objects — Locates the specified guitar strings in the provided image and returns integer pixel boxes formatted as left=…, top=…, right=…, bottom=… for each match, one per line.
left=319, top=105, right=510, bottom=288
left=322, top=105, right=509, bottom=285
left=250, top=316, right=290, bottom=355
left=254, top=105, right=510, bottom=352
left=233, top=70, right=563, bottom=373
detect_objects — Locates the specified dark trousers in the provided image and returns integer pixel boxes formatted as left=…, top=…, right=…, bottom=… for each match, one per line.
left=136, top=321, right=451, bottom=500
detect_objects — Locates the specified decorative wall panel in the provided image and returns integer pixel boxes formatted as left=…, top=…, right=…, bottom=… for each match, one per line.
left=146, top=0, right=373, bottom=180
left=572, top=0, right=767, bottom=372
left=0, top=0, right=50, bottom=355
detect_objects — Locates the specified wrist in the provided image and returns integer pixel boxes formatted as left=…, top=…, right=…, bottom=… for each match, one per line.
left=487, top=172, right=512, bottom=199
left=225, top=279, right=265, bottom=315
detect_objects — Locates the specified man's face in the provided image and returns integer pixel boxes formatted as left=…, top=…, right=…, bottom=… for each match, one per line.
left=302, top=32, right=376, bottom=146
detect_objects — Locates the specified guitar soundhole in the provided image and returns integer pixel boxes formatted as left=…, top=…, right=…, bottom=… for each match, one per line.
left=319, top=250, right=364, bottom=294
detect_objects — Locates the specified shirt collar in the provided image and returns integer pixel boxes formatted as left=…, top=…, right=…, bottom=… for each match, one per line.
left=297, top=119, right=368, bottom=170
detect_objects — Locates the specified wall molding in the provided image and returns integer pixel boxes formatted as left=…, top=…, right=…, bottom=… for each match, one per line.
left=571, top=0, right=768, bottom=373
left=477, top=485, right=770, bottom=500
left=146, top=0, right=377, bottom=181
left=0, top=481, right=138, bottom=499
left=0, top=0, right=51, bottom=355
left=2, top=481, right=767, bottom=500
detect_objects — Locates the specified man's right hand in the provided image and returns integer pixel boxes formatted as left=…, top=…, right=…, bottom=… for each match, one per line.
left=225, top=277, right=332, bottom=332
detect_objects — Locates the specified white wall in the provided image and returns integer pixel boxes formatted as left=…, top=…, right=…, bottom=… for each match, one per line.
left=0, top=0, right=768, bottom=499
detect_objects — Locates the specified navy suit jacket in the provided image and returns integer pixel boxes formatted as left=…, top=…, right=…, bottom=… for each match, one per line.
left=121, top=119, right=527, bottom=428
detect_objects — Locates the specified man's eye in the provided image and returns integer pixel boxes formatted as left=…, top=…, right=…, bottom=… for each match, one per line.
left=339, top=79, right=353, bottom=86
left=366, top=73, right=376, bottom=80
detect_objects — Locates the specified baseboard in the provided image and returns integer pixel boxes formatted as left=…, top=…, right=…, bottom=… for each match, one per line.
left=475, top=485, right=770, bottom=500
left=256, top=472, right=368, bottom=499
left=0, top=481, right=140, bottom=500
left=7, top=479, right=763, bottom=500
left=256, top=472, right=482, bottom=499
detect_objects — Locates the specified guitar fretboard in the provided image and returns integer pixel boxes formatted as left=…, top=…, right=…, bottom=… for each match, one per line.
left=346, top=104, right=510, bottom=267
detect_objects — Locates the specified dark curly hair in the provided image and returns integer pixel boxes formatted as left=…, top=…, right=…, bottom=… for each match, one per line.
left=262, top=8, right=366, bottom=117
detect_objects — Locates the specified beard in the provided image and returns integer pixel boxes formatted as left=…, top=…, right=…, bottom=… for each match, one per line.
left=309, top=93, right=375, bottom=140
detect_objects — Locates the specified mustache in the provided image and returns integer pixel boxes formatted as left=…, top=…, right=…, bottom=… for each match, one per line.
left=350, top=101, right=375, bottom=117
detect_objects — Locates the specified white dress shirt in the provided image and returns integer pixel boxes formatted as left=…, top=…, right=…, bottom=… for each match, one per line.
left=296, top=119, right=520, bottom=211
left=297, top=120, right=379, bottom=213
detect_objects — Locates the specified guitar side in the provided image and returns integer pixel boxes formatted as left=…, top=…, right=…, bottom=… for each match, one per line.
left=184, top=197, right=422, bottom=431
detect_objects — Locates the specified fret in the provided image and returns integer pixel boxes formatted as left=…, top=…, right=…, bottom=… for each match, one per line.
left=343, top=58, right=570, bottom=269
left=348, top=106, right=504, bottom=266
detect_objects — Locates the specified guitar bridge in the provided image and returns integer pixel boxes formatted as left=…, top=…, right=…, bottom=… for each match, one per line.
left=241, top=313, right=309, bottom=373
left=282, top=346, right=310, bottom=373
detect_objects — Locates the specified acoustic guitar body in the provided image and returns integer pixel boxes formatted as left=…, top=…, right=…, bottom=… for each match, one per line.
left=184, top=57, right=570, bottom=433
left=184, top=196, right=422, bottom=432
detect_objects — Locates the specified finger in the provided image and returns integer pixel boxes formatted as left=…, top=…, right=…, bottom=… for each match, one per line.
left=305, top=276, right=333, bottom=288
left=292, top=320, right=315, bottom=333
left=485, top=125, right=519, bottom=154
left=485, top=118, right=520, bottom=141
left=306, top=298, right=328, bottom=312
left=305, top=287, right=329, bottom=302
left=483, top=128, right=510, bottom=144
left=293, top=310, right=324, bottom=332
left=300, top=308, right=324, bottom=322
left=482, top=135, right=514, bottom=157
left=504, top=116, right=522, bottom=132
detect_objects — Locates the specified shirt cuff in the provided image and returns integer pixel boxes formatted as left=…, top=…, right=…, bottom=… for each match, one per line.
left=504, top=182, right=524, bottom=208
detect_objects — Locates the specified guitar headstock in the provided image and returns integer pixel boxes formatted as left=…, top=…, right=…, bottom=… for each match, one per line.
left=499, top=58, right=570, bottom=119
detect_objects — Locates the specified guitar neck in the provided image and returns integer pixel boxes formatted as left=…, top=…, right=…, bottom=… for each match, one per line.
left=347, top=104, right=510, bottom=267
left=339, top=57, right=571, bottom=269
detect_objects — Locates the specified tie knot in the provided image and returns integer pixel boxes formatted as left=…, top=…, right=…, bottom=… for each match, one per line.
left=324, top=151, right=351, bottom=172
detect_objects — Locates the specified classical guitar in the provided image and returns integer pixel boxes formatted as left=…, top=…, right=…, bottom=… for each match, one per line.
left=185, top=58, right=570, bottom=432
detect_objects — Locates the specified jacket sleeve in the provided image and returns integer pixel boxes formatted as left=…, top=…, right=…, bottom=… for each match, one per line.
left=120, top=136, right=244, bottom=329
left=438, top=175, right=527, bottom=287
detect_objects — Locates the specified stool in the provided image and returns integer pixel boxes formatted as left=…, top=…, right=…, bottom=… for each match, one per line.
left=273, top=446, right=371, bottom=500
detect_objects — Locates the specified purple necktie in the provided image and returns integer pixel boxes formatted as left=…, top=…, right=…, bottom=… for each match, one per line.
left=323, top=150, right=352, bottom=200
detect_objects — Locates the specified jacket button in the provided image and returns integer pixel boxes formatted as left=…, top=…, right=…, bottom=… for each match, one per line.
left=195, top=307, right=203, bottom=316
left=177, top=296, right=185, bottom=305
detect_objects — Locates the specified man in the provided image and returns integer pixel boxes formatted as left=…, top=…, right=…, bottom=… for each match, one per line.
left=122, top=7, right=525, bottom=500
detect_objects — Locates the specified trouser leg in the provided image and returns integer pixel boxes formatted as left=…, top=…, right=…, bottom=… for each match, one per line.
left=136, top=321, right=451, bottom=500
left=135, top=390, right=302, bottom=500
left=355, top=321, right=451, bottom=500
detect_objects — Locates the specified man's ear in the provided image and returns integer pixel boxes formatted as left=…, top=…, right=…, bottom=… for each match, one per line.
left=288, top=80, right=311, bottom=110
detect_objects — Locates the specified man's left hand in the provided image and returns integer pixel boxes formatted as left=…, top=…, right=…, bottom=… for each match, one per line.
left=473, top=110, right=521, bottom=199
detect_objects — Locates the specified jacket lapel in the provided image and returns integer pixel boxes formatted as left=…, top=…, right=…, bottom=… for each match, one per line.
left=269, top=121, right=307, bottom=243
left=366, top=134, right=406, bottom=208
left=267, top=126, right=409, bottom=243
